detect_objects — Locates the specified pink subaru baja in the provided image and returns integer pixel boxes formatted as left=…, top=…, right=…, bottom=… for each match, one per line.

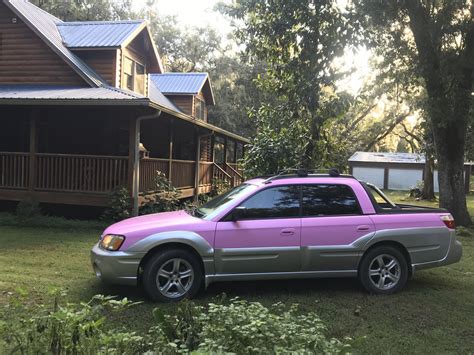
left=91, top=171, right=462, bottom=302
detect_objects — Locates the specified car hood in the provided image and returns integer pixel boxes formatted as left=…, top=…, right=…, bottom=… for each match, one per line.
left=102, top=210, right=213, bottom=249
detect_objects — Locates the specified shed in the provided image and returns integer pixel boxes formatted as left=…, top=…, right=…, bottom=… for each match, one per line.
left=348, top=152, right=472, bottom=193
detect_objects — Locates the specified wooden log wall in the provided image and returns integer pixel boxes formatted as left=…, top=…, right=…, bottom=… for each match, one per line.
left=0, top=3, right=85, bottom=85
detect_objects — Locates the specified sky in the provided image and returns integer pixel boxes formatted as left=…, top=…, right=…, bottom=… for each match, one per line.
left=134, top=0, right=233, bottom=34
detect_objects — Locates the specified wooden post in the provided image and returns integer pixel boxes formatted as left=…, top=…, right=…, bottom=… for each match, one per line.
left=233, top=140, right=238, bottom=164
left=168, top=117, right=174, bottom=182
left=223, top=137, right=228, bottom=165
left=28, top=108, right=38, bottom=195
left=194, top=129, right=201, bottom=200
left=210, top=134, right=215, bottom=163
left=127, top=117, right=139, bottom=216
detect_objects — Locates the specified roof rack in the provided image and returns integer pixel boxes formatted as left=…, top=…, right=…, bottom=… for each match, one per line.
left=262, top=168, right=352, bottom=184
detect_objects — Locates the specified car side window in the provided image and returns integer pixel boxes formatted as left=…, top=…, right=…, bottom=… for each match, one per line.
left=301, top=184, right=360, bottom=217
left=236, top=185, right=300, bottom=220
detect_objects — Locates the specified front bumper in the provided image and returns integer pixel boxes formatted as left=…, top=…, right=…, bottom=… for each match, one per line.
left=90, top=243, right=146, bottom=286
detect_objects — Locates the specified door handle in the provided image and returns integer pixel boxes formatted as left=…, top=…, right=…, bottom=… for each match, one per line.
left=280, top=228, right=295, bottom=236
left=357, top=225, right=370, bottom=232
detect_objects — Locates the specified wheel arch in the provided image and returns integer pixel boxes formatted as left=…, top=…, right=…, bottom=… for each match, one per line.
left=137, top=242, right=206, bottom=285
left=359, top=240, right=413, bottom=277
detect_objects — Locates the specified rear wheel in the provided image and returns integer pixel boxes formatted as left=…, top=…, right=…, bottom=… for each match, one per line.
left=142, top=249, right=202, bottom=302
left=359, top=246, right=408, bottom=294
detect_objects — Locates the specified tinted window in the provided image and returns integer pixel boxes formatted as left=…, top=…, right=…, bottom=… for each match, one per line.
left=301, top=184, right=360, bottom=216
left=237, top=186, right=300, bottom=219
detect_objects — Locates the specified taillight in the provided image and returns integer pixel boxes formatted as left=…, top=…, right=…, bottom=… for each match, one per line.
left=440, top=215, right=455, bottom=229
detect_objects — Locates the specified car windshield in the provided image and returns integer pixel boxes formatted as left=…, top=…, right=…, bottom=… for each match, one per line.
left=192, top=183, right=258, bottom=219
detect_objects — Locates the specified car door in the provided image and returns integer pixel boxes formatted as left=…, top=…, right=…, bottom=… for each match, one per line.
left=214, top=185, right=301, bottom=274
left=300, top=184, right=375, bottom=272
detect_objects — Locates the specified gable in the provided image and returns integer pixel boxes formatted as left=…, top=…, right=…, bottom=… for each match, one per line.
left=0, top=2, right=86, bottom=85
left=124, top=27, right=162, bottom=73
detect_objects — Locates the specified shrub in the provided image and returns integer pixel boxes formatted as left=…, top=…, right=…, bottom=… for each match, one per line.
left=0, top=291, right=143, bottom=354
left=0, top=212, right=106, bottom=230
left=140, top=171, right=180, bottom=215
left=0, top=294, right=351, bottom=354
left=152, top=298, right=350, bottom=354
left=211, top=177, right=231, bottom=197
left=16, top=199, right=41, bottom=219
left=101, top=187, right=132, bottom=222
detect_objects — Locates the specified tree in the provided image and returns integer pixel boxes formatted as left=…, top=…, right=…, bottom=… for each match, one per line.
left=223, top=0, right=363, bottom=169
left=33, top=0, right=139, bottom=21
left=144, top=3, right=260, bottom=138
left=355, top=0, right=473, bottom=225
left=144, top=3, right=222, bottom=73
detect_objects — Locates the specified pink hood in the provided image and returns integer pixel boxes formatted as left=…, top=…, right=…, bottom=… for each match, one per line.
left=103, top=210, right=214, bottom=250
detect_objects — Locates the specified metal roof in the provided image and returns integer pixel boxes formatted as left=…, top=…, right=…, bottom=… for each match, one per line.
left=4, top=0, right=105, bottom=87
left=150, top=73, right=209, bottom=95
left=57, top=21, right=145, bottom=48
left=349, top=152, right=427, bottom=164
left=0, top=85, right=143, bottom=100
left=148, top=80, right=182, bottom=112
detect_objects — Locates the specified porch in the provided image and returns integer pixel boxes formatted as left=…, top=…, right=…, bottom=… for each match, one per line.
left=0, top=104, right=246, bottom=210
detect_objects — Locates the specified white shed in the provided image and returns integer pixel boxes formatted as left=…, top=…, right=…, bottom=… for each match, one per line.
left=348, top=152, right=472, bottom=193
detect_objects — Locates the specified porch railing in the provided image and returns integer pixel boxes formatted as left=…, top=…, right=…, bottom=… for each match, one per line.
left=224, top=163, right=244, bottom=186
left=139, top=159, right=216, bottom=193
left=0, top=152, right=29, bottom=189
left=35, top=154, right=128, bottom=193
left=0, top=152, right=243, bottom=197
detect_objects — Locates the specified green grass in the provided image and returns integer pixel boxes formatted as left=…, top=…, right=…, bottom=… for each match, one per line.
left=0, top=195, right=473, bottom=354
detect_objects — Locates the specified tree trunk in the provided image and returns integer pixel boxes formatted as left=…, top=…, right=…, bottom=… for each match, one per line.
left=432, top=112, right=472, bottom=225
left=422, top=154, right=435, bottom=200
left=403, top=0, right=473, bottom=226
left=436, top=153, right=471, bottom=225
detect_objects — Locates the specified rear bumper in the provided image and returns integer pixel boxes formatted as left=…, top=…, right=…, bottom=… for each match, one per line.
left=90, top=243, right=145, bottom=286
left=412, top=233, right=462, bottom=272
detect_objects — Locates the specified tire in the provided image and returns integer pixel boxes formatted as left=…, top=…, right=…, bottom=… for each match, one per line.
left=142, top=249, right=203, bottom=302
left=358, top=245, right=408, bottom=295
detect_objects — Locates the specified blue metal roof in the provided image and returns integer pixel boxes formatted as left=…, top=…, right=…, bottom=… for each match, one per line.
left=0, top=85, right=143, bottom=100
left=150, top=73, right=209, bottom=95
left=57, top=21, right=144, bottom=48
left=4, top=0, right=105, bottom=87
left=148, top=81, right=182, bottom=112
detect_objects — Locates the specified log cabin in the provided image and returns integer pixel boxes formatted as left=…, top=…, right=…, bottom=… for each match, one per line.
left=0, top=0, right=248, bottom=215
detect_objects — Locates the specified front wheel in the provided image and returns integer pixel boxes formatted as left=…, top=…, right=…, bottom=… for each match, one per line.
left=358, top=246, right=408, bottom=294
left=142, top=249, right=203, bottom=302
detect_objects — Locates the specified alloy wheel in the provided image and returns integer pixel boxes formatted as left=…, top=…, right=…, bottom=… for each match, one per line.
left=156, top=258, right=194, bottom=298
left=368, top=254, right=401, bottom=291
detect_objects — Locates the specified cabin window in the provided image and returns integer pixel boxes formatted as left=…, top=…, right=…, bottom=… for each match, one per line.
left=195, top=97, right=206, bottom=120
left=122, top=56, right=146, bottom=94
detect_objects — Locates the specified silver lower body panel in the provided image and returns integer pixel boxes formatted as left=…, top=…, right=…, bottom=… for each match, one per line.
left=90, top=243, right=145, bottom=286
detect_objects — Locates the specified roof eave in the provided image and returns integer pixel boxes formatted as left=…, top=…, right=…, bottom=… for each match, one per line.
left=0, top=98, right=150, bottom=106
left=148, top=101, right=249, bottom=143
left=68, top=46, right=121, bottom=50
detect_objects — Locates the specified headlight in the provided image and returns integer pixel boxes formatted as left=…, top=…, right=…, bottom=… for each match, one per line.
left=100, top=234, right=125, bottom=251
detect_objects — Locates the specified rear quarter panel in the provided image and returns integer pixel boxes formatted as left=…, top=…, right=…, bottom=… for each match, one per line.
left=367, top=213, right=452, bottom=264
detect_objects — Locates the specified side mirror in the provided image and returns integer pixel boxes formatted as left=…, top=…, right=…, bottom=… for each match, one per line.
left=230, top=206, right=247, bottom=221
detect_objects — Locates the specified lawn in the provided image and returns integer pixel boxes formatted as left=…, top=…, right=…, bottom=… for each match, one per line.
left=0, top=193, right=473, bottom=353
